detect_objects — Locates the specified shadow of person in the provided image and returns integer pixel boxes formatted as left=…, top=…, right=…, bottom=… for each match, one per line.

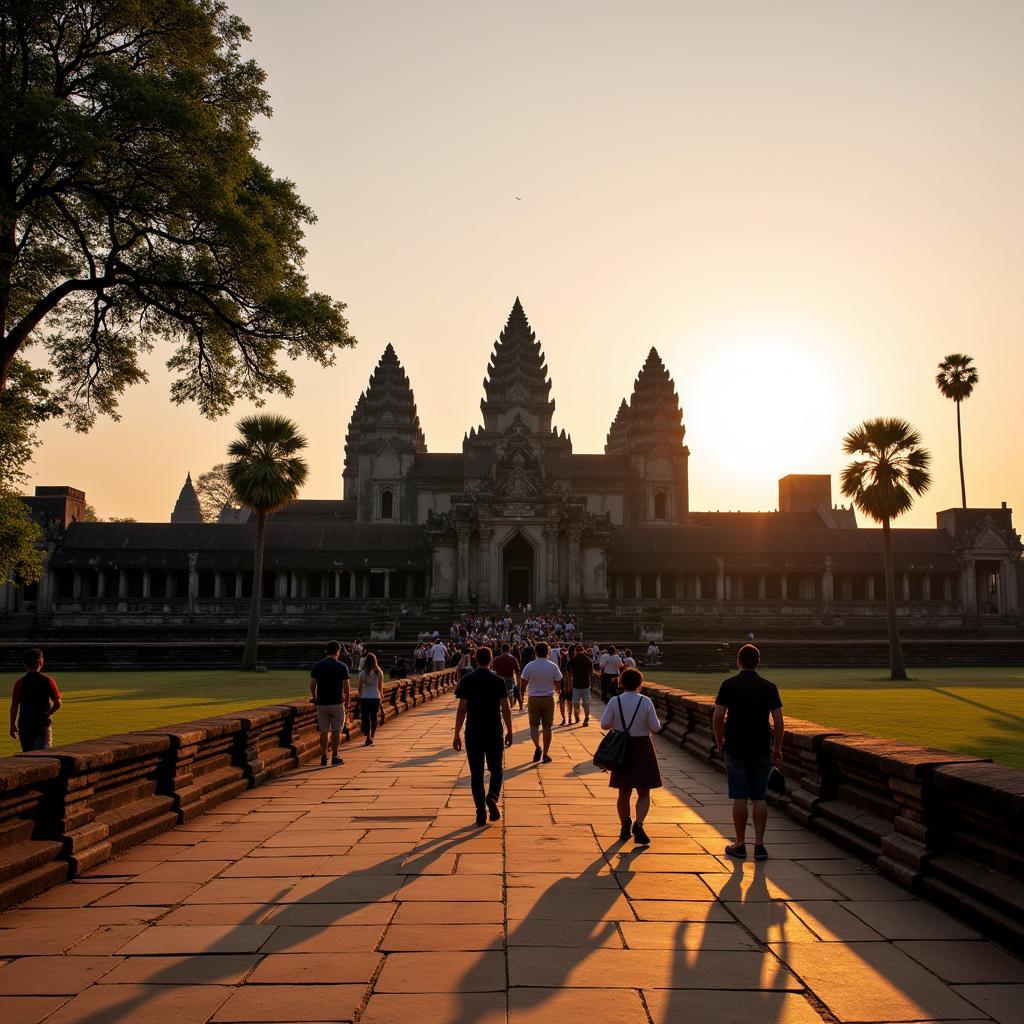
left=57, top=775, right=485, bottom=1024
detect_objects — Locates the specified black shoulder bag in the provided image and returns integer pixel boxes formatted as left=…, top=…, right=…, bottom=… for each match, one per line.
left=593, top=695, right=643, bottom=771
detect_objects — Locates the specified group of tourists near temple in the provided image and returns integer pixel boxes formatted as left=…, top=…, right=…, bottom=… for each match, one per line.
left=8, top=622, right=786, bottom=863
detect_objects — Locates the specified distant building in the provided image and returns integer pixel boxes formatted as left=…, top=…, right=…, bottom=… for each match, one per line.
left=4, top=300, right=1022, bottom=630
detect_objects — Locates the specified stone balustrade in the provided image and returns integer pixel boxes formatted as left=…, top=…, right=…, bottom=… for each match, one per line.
left=592, top=675, right=1024, bottom=954
left=0, top=668, right=459, bottom=911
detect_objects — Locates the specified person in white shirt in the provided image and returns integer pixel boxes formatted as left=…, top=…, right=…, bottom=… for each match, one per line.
left=520, top=641, right=561, bottom=764
left=622, top=648, right=637, bottom=670
left=646, top=642, right=660, bottom=666
left=357, top=651, right=384, bottom=746
left=600, top=646, right=624, bottom=702
left=548, top=644, right=560, bottom=665
left=600, top=668, right=663, bottom=845
left=429, top=641, right=448, bottom=672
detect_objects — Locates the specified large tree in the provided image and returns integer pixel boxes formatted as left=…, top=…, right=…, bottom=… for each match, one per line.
left=226, top=413, right=307, bottom=671
left=0, top=0, right=354, bottom=429
left=841, top=417, right=932, bottom=681
left=195, top=461, right=240, bottom=522
left=935, top=354, right=979, bottom=508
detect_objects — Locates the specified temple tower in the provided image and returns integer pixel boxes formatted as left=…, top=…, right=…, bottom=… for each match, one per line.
left=344, top=344, right=427, bottom=523
left=170, top=473, right=203, bottom=524
left=605, top=399, right=631, bottom=456
left=622, top=348, right=689, bottom=524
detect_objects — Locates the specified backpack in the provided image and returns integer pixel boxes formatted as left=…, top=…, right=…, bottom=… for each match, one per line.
left=593, top=695, right=643, bottom=772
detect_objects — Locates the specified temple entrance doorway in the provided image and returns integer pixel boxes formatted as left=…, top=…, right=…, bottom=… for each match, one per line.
left=503, top=533, right=534, bottom=607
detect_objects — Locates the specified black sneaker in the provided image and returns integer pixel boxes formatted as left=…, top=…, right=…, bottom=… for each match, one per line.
left=632, top=823, right=652, bottom=845
left=331, top=756, right=343, bottom=766
left=725, top=843, right=747, bottom=859
left=754, top=843, right=769, bottom=861
left=486, top=796, right=501, bottom=822
left=320, top=755, right=328, bottom=767
left=475, top=809, right=487, bottom=826
left=532, top=746, right=542, bottom=763
left=619, top=817, right=632, bottom=841
left=541, top=754, right=552, bottom=764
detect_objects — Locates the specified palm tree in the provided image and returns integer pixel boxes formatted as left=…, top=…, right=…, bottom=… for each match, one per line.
left=841, top=418, right=931, bottom=681
left=935, top=354, right=978, bottom=508
left=227, top=414, right=309, bottom=671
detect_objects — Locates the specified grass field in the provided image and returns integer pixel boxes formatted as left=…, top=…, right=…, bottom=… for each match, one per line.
left=2, top=670, right=307, bottom=758
left=2, top=667, right=1023, bottom=769
left=647, top=667, right=1024, bottom=769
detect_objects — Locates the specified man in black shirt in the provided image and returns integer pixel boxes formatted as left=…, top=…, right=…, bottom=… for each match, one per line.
left=310, top=641, right=351, bottom=767
left=9, top=648, right=62, bottom=751
left=453, top=647, right=514, bottom=826
left=712, top=644, right=784, bottom=862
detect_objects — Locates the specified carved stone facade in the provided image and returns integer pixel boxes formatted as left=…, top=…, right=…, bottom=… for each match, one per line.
left=5, top=300, right=1022, bottom=630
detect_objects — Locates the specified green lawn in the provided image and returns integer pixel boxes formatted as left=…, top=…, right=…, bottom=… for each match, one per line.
left=646, top=667, right=1024, bottom=769
left=2, top=670, right=309, bottom=758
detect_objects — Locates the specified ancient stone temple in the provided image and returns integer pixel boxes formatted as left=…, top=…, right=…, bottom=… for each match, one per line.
left=7, top=299, right=1023, bottom=632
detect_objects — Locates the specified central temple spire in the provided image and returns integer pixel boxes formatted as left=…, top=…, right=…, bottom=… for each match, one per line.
left=479, top=298, right=556, bottom=435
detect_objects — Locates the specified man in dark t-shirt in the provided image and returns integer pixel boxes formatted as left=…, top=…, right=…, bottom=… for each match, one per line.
left=492, top=643, right=522, bottom=712
left=310, top=641, right=351, bottom=767
left=10, top=647, right=61, bottom=752
left=713, top=644, right=784, bottom=862
left=453, top=647, right=513, bottom=826
left=569, top=647, right=594, bottom=725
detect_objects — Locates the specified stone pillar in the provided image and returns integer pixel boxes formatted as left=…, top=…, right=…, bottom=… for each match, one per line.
left=922, top=574, right=931, bottom=601
left=334, top=571, right=341, bottom=599
left=545, top=528, right=559, bottom=604
left=187, top=554, right=199, bottom=613
left=693, top=573, right=702, bottom=600
left=655, top=573, right=662, bottom=599
left=822, top=558, right=834, bottom=604
left=275, top=571, right=288, bottom=599
left=901, top=573, right=910, bottom=602
left=456, top=528, right=471, bottom=604
left=36, top=565, right=54, bottom=613
left=758, top=574, right=767, bottom=599
left=118, top=570, right=127, bottom=599
left=143, top=571, right=152, bottom=599
left=867, top=574, right=875, bottom=600
left=962, top=562, right=977, bottom=613
left=567, top=529, right=582, bottom=604
left=781, top=573, right=788, bottom=600
left=478, top=528, right=493, bottom=606
left=235, top=572, right=243, bottom=599
left=943, top=574, right=952, bottom=602
left=715, top=557, right=725, bottom=600
left=1000, top=560, right=1017, bottom=614
left=289, top=571, right=299, bottom=599
left=72, top=571, right=83, bottom=599
left=384, top=569, right=391, bottom=599
left=212, top=571, right=222, bottom=598
left=634, top=573, right=642, bottom=599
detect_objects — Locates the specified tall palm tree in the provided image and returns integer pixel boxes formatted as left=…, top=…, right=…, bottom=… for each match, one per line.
left=841, top=418, right=932, bottom=681
left=227, top=414, right=309, bottom=671
left=935, top=354, right=978, bottom=508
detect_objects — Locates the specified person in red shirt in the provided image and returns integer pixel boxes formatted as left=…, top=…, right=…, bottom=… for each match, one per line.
left=491, top=643, right=522, bottom=712
left=10, top=647, right=62, bottom=752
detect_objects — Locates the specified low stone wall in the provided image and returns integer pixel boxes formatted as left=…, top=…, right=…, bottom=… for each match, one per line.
left=595, top=676, right=1024, bottom=954
left=0, top=669, right=459, bottom=911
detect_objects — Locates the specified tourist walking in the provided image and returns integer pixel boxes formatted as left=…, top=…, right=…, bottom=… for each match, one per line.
left=712, top=644, right=784, bottom=861
left=310, top=640, right=351, bottom=767
left=429, top=638, right=448, bottom=672
left=570, top=643, right=593, bottom=725
left=452, top=647, right=514, bottom=826
left=492, top=642, right=522, bottom=712
left=9, top=648, right=61, bottom=752
left=557, top=657, right=573, bottom=726
left=520, top=641, right=561, bottom=763
left=600, top=668, right=663, bottom=845
left=357, top=651, right=384, bottom=746
left=646, top=641, right=660, bottom=666
left=599, top=645, right=624, bottom=702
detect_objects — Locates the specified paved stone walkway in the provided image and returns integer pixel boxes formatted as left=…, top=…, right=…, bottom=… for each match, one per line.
left=1, top=696, right=1022, bottom=1024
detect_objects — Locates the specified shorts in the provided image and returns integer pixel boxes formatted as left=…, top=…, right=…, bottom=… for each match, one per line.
left=432, top=660, right=446, bottom=672
left=725, top=754, right=772, bottom=801
left=527, top=694, right=554, bottom=733
left=571, top=687, right=590, bottom=708
left=19, top=727, right=53, bottom=752
left=316, top=704, right=345, bottom=734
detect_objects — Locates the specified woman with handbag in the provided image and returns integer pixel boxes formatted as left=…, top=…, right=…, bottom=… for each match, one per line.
left=598, top=668, right=662, bottom=844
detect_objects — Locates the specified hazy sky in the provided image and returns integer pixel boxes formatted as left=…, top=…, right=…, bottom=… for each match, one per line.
left=27, top=1, right=1024, bottom=526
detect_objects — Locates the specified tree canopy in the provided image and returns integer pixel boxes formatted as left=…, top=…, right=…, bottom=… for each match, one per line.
left=935, top=354, right=979, bottom=404
left=195, top=461, right=240, bottom=521
left=0, top=0, right=355, bottom=429
left=840, top=417, right=932, bottom=524
left=226, top=413, right=308, bottom=517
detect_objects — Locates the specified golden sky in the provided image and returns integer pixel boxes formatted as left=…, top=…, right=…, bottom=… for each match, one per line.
left=27, top=1, right=1024, bottom=527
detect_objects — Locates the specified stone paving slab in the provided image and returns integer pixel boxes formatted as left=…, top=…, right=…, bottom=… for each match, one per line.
left=0, top=693, right=1020, bottom=1023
